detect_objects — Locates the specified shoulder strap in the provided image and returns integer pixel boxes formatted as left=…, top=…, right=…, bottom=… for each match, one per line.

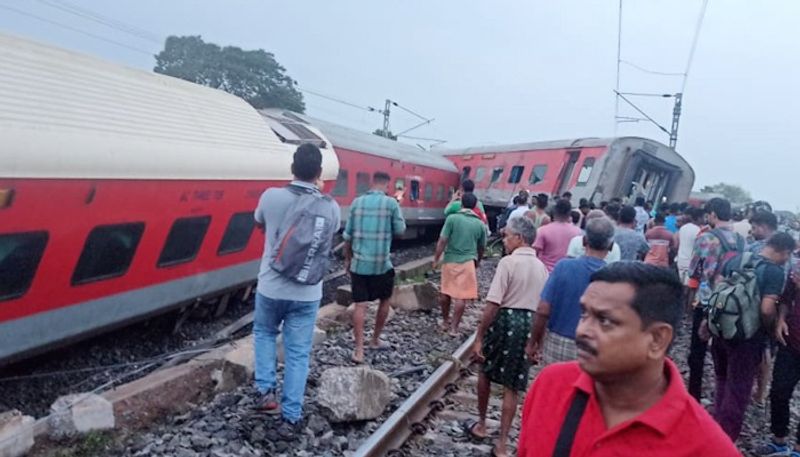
left=552, top=390, right=589, bottom=457
left=709, top=228, right=733, bottom=254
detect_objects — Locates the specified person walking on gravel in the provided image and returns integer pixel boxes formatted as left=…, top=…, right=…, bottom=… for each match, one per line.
left=525, top=216, right=614, bottom=365
left=344, top=171, right=407, bottom=364
left=517, top=263, right=739, bottom=456
left=758, top=253, right=800, bottom=457
left=434, top=193, right=486, bottom=336
left=464, top=216, right=548, bottom=457
left=252, top=144, right=340, bottom=425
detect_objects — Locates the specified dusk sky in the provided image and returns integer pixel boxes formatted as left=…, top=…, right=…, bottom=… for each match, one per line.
left=2, top=1, right=797, bottom=209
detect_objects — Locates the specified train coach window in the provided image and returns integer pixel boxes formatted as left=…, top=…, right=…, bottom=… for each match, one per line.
left=576, top=158, right=595, bottom=186
left=72, top=223, right=144, bottom=285
left=332, top=169, right=348, bottom=197
left=437, top=184, right=445, bottom=201
left=424, top=183, right=433, bottom=201
left=158, top=216, right=211, bottom=267
left=474, top=167, right=486, bottom=183
left=356, top=172, right=370, bottom=196
left=0, top=231, right=48, bottom=301
left=461, top=166, right=471, bottom=181
left=508, top=166, right=524, bottom=184
left=490, top=167, right=504, bottom=184
left=410, top=180, right=420, bottom=201
left=218, top=212, right=255, bottom=255
left=529, top=164, right=548, bottom=185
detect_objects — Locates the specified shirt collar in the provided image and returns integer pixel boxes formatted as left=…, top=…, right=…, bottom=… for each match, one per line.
left=290, top=180, right=318, bottom=190
left=366, top=189, right=386, bottom=195
left=512, top=247, right=536, bottom=256
left=572, top=358, right=687, bottom=436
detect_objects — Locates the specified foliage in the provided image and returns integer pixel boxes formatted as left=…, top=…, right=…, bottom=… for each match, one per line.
left=154, top=35, right=304, bottom=112
left=699, top=182, right=753, bottom=205
left=372, top=129, right=397, bottom=141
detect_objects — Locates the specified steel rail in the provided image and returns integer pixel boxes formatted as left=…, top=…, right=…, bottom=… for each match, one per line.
left=353, top=332, right=476, bottom=457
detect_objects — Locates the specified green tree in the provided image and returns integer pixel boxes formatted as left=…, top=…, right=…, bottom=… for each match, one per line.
left=154, top=35, right=304, bottom=112
left=699, top=182, right=753, bottom=205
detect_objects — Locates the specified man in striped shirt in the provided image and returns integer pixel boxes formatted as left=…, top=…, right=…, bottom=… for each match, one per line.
left=344, top=172, right=407, bottom=363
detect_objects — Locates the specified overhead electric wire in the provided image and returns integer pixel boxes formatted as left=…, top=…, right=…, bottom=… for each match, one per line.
left=0, top=2, right=153, bottom=55
left=299, top=87, right=380, bottom=114
left=391, top=100, right=430, bottom=122
left=614, top=90, right=670, bottom=134
left=620, top=60, right=685, bottom=77
left=36, top=0, right=162, bottom=44
left=681, top=0, right=709, bottom=93
left=614, top=0, right=623, bottom=134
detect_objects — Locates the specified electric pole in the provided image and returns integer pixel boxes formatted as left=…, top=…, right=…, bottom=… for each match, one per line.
left=669, top=93, right=682, bottom=149
left=381, top=99, right=391, bottom=138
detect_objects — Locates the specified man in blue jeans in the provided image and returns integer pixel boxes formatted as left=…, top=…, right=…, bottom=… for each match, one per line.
left=252, top=144, right=341, bottom=425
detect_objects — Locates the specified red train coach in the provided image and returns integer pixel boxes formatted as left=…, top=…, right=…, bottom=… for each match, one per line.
left=259, top=110, right=461, bottom=238
left=0, top=33, right=339, bottom=365
left=443, top=137, right=694, bottom=217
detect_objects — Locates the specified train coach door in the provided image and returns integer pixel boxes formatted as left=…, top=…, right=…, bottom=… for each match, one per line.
left=555, top=150, right=580, bottom=196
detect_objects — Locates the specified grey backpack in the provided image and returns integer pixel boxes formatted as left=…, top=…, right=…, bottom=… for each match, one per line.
left=707, top=252, right=763, bottom=341
left=269, top=184, right=336, bottom=285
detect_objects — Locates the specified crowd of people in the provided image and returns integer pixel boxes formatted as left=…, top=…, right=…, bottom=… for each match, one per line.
left=251, top=144, right=800, bottom=456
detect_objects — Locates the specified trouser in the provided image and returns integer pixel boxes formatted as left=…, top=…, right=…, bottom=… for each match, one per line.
left=253, top=292, right=320, bottom=422
left=711, top=337, right=764, bottom=441
left=687, top=306, right=708, bottom=400
left=770, top=345, right=800, bottom=441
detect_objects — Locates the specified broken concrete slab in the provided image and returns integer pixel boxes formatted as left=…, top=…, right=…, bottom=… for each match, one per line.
left=102, top=358, right=223, bottom=429
left=316, top=366, right=392, bottom=422
left=0, top=410, right=34, bottom=457
left=395, top=256, right=434, bottom=282
left=223, top=334, right=254, bottom=378
left=49, top=393, right=115, bottom=439
left=316, top=303, right=348, bottom=330
left=390, top=282, right=438, bottom=312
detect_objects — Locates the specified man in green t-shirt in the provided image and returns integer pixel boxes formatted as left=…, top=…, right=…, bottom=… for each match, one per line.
left=434, top=193, right=487, bottom=336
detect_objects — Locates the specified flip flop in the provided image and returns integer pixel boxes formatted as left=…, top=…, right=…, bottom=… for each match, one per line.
left=368, top=340, right=392, bottom=351
left=462, top=419, right=487, bottom=442
left=351, top=355, right=365, bottom=364
left=490, top=445, right=508, bottom=457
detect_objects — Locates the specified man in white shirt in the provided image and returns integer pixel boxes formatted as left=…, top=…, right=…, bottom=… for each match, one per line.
left=507, top=195, right=530, bottom=222
left=675, top=206, right=704, bottom=287
left=566, top=209, right=621, bottom=263
left=634, top=196, right=650, bottom=234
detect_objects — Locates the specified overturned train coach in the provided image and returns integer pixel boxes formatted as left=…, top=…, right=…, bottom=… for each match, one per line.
left=443, top=137, right=695, bottom=222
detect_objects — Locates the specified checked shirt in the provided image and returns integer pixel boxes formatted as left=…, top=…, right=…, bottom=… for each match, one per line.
left=344, top=190, right=407, bottom=276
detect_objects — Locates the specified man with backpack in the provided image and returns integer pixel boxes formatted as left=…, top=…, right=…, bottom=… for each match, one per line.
left=686, top=197, right=745, bottom=401
left=344, top=172, right=407, bottom=364
left=708, top=232, right=795, bottom=441
left=252, top=144, right=341, bottom=425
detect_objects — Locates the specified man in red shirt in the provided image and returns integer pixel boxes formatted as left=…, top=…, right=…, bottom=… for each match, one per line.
left=644, top=211, right=676, bottom=267
left=518, top=262, right=739, bottom=456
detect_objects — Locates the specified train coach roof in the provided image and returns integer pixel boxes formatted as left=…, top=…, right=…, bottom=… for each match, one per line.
left=441, top=137, right=617, bottom=155
left=283, top=112, right=457, bottom=172
left=0, top=33, right=336, bottom=181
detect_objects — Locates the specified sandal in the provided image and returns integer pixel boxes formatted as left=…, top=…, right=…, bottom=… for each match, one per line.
left=462, top=419, right=487, bottom=442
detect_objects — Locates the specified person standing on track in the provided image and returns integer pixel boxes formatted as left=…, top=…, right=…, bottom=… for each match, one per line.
left=614, top=205, right=650, bottom=261
left=344, top=172, right=407, bottom=364
left=525, top=193, right=551, bottom=230
left=252, top=144, right=340, bottom=425
left=434, top=193, right=486, bottom=336
left=526, top=216, right=615, bottom=365
left=517, top=263, right=739, bottom=456
left=644, top=211, right=676, bottom=267
left=533, top=198, right=582, bottom=272
left=444, top=179, right=488, bottom=226
left=464, top=216, right=548, bottom=457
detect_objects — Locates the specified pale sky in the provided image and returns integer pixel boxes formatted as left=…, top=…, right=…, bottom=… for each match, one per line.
left=2, top=1, right=798, bottom=209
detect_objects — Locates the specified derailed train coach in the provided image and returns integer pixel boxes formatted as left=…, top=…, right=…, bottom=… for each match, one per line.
left=0, top=32, right=339, bottom=365
left=443, top=137, right=695, bottom=220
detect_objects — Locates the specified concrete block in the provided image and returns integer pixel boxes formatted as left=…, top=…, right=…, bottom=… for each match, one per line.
left=0, top=410, right=34, bottom=457
left=316, top=366, right=392, bottom=422
left=103, top=358, right=222, bottom=429
left=395, top=256, right=434, bottom=282
left=316, top=303, right=348, bottom=330
left=390, top=281, right=438, bottom=312
left=335, top=284, right=352, bottom=306
left=277, top=326, right=327, bottom=363
left=223, top=335, right=254, bottom=377
left=49, top=393, right=114, bottom=439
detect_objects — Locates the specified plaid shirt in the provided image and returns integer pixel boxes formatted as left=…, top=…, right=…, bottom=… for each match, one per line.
left=344, top=190, right=407, bottom=275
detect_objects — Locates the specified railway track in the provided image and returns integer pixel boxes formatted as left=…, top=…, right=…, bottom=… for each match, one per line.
left=355, top=331, right=521, bottom=457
